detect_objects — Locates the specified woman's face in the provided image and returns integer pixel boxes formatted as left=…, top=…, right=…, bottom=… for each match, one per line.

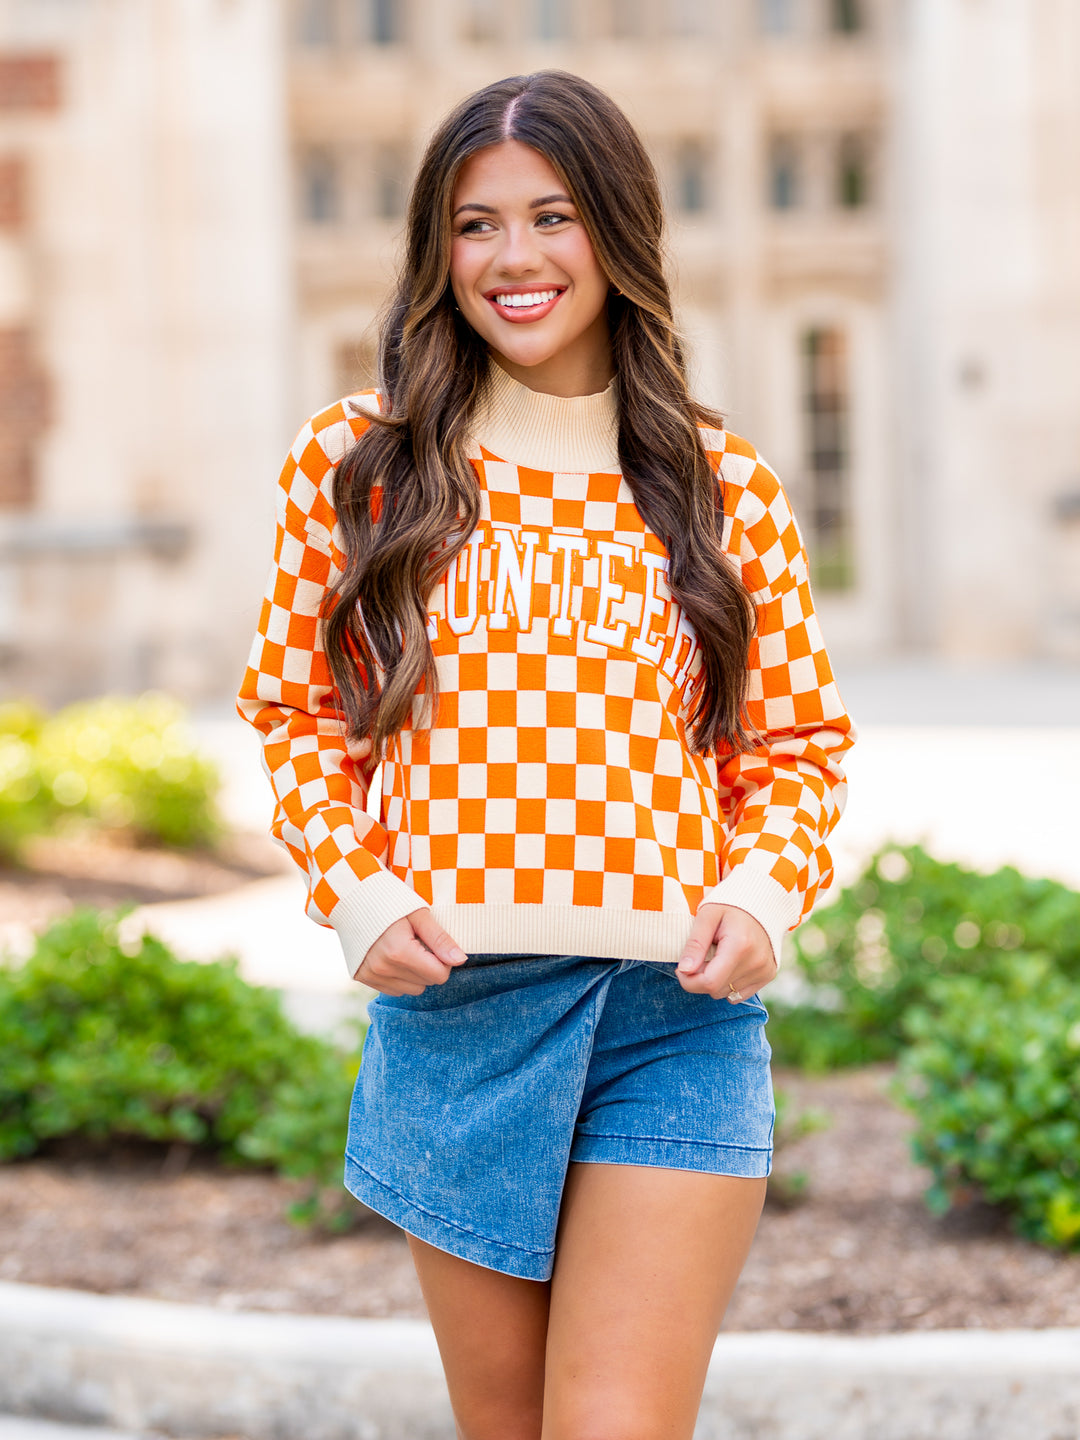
left=449, top=140, right=613, bottom=398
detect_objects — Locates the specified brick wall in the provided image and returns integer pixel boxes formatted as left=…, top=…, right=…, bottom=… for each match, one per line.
left=0, top=328, right=50, bottom=507
left=0, top=55, right=60, bottom=111
left=0, top=157, right=24, bottom=229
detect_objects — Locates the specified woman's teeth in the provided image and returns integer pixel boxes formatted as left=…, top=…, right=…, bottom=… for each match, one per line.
left=494, top=289, right=560, bottom=308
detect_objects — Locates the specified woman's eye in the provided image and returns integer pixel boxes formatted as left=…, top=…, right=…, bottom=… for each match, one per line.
left=537, top=212, right=573, bottom=227
left=458, top=219, right=493, bottom=235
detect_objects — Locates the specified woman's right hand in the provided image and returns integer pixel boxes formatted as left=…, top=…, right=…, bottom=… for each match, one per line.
left=354, top=909, right=468, bottom=995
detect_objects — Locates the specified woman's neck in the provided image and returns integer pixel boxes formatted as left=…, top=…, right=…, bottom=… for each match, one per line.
left=469, top=358, right=620, bottom=474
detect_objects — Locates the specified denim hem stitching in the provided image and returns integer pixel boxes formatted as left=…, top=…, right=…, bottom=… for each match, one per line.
left=344, top=1153, right=554, bottom=1258
left=573, top=1131, right=772, bottom=1153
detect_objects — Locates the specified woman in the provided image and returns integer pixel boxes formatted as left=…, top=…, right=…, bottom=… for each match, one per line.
left=238, top=70, right=853, bottom=1440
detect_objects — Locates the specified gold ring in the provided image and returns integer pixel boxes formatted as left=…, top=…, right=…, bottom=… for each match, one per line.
left=728, top=985, right=743, bottom=1002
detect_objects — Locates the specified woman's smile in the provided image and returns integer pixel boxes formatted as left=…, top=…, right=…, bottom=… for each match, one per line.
left=484, top=283, right=567, bottom=322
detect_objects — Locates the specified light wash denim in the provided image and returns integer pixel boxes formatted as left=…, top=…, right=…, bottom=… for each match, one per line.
left=344, top=953, right=774, bottom=1280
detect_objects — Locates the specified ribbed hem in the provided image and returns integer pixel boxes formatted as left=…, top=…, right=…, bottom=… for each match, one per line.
left=469, top=359, right=620, bottom=473
left=330, top=870, right=428, bottom=979
left=698, top=870, right=802, bottom=969
left=428, top=903, right=695, bottom=967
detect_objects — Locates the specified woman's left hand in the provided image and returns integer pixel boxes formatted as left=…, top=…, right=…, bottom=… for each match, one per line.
left=676, top=903, right=778, bottom=1001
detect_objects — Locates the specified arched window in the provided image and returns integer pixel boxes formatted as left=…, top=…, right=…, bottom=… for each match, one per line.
left=759, top=0, right=794, bottom=34
left=462, top=0, right=501, bottom=42
left=837, top=134, right=870, bottom=208
left=832, top=0, right=863, bottom=34
left=296, top=0, right=337, bottom=46
left=674, top=140, right=710, bottom=215
left=300, top=150, right=340, bottom=224
left=371, top=0, right=401, bottom=44
left=667, top=0, right=710, bottom=37
left=802, top=327, right=854, bottom=590
left=610, top=0, right=641, bottom=38
left=374, top=143, right=409, bottom=220
left=535, top=0, right=569, bottom=40
left=768, top=137, right=801, bottom=210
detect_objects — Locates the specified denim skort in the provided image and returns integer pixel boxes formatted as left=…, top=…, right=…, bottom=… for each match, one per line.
left=344, top=952, right=774, bottom=1281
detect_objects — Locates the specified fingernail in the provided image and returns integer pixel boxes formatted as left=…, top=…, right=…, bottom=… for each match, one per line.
left=448, top=947, right=468, bottom=964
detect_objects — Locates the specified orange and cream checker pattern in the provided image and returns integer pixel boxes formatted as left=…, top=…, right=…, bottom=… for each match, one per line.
left=237, top=396, right=854, bottom=935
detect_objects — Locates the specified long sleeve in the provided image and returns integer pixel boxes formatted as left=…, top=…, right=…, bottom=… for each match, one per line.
left=236, top=397, right=426, bottom=977
left=699, top=433, right=856, bottom=964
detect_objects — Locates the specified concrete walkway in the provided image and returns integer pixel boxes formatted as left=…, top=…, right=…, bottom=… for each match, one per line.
left=2, top=1282, right=1079, bottom=1440
left=0, top=1423, right=146, bottom=1440
left=0, top=1423, right=149, bottom=1440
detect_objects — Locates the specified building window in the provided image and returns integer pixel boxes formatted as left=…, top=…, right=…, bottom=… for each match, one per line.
left=673, top=139, right=710, bottom=215
left=535, top=0, right=569, bottom=40
left=0, top=328, right=50, bottom=507
left=801, top=327, right=854, bottom=591
left=296, top=0, right=337, bottom=45
left=667, top=0, right=710, bottom=36
left=768, top=137, right=801, bottom=210
left=348, top=0, right=402, bottom=43
left=300, top=150, right=340, bottom=223
left=374, top=143, right=408, bottom=220
left=831, top=0, right=863, bottom=33
left=462, top=0, right=501, bottom=41
left=372, top=0, right=401, bottom=43
left=610, top=0, right=641, bottom=37
left=837, top=134, right=870, bottom=208
left=759, top=0, right=794, bottom=32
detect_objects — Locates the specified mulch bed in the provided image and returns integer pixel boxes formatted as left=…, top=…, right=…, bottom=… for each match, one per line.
left=3, top=1065, right=1079, bottom=1332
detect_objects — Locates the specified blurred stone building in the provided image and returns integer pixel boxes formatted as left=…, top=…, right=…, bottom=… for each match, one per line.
left=0, top=0, right=1078, bottom=706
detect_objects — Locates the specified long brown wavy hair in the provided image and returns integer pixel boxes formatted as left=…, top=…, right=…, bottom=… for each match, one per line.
left=324, top=70, right=757, bottom=758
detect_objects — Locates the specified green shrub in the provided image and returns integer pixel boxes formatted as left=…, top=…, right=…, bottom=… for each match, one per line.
left=0, top=910, right=363, bottom=1226
left=34, top=692, right=220, bottom=848
left=0, top=715, right=54, bottom=861
left=768, top=845, right=1080, bottom=1070
left=896, top=952, right=1080, bottom=1250
left=768, top=1086, right=830, bottom=1207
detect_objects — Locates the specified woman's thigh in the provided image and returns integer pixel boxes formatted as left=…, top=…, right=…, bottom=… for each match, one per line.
left=541, top=1161, right=767, bottom=1440
left=406, top=1234, right=551, bottom=1440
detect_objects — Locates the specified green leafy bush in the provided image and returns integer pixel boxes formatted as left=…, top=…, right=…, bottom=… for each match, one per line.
left=0, top=692, right=222, bottom=856
left=896, top=953, right=1080, bottom=1250
left=0, top=703, right=53, bottom=861
left=0, top=910, right=362, bottom=1226
left=768, top=845, right=1080, bottom=1070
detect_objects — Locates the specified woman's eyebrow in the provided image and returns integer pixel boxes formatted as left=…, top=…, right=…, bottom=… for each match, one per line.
left=451, top=193, right=574, bottom=219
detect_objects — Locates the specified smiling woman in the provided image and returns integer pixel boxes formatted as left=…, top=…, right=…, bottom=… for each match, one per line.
left=237, top=69, right=854, bottom=1440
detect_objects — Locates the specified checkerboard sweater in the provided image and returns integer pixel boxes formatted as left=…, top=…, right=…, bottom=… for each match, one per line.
left=237, top=364, right=854, bottom=978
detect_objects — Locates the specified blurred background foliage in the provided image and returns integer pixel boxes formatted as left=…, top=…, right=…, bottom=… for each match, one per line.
left=0, top=909, right=360, bottom=1229
left=767, top=844, right=1080, bottom=1251
left=0, top=692, right=220, bottom=858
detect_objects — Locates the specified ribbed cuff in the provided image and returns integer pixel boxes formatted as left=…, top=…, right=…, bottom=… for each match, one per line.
left=698, top=869, right=802, bottom=969
left=329, top=870, right=429, bottom=979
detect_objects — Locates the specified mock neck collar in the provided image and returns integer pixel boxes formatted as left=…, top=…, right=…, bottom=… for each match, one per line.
left=468, top=360, right=620, bottom=474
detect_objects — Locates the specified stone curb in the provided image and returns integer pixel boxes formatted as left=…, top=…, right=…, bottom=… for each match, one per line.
left=1, top=1282, right=1078, bottom=1440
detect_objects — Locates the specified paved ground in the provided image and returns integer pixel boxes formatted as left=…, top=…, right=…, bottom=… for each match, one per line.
left=0, top=1421, right=148, bottom=1440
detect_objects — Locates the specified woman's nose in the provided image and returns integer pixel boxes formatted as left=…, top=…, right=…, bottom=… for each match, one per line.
left=495, top=221, right=543, bottom=275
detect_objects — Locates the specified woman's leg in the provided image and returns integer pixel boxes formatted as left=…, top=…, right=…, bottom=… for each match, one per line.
left=541, top=1161, right=767, bottom=1440
left=406, top=1234, right=551, bottom=1440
